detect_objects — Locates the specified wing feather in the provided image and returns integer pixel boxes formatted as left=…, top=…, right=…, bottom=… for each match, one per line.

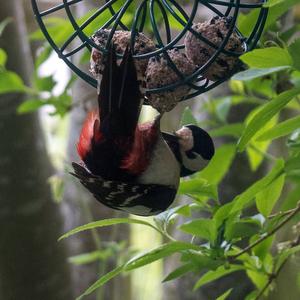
left=71, top=162, right=176, bottom=216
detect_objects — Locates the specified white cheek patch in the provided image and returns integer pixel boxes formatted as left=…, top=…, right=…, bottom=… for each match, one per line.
left=180, top=149, right=209, bottom=171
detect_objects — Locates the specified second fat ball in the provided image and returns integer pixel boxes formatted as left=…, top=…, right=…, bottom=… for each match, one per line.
left=145, top=49, right=196, bottom=113
left=184, top=16, right=245, bottom=81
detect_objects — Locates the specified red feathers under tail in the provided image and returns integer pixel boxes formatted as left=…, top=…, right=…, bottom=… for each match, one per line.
left=77, top=111, right=102, bottom=160
left=121, top=122, right=159, bottom=175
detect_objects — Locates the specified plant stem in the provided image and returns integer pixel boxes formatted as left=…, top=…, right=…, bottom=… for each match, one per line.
left=253, top=278, right=272, bottom=300
left=232, top=201, right=300, bottom=260
left=268, top=207, right=298, bottom=219
left=254, top=254, right=289, bottom=300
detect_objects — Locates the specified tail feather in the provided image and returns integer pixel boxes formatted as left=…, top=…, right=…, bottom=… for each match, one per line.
left=98, top=45, right=142, bottom=138
left=118, top=47, right=142, bottom=136
left=98, top=45, right=118, bottom=123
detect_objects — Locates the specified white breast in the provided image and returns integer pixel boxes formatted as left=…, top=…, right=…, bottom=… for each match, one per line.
left=137, top=136, right=180, bottom=188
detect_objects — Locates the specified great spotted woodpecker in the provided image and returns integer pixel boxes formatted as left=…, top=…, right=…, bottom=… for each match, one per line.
left=71, top=46, right=214, bottom=216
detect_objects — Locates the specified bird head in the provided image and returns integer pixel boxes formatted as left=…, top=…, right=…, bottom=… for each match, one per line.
left=177, top=124, right=215, bottom=160
left=162, top=124, right=215, bottom=177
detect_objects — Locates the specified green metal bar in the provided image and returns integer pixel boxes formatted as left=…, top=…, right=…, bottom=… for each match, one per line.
left=130, top=0, right=148, bottom=52
left=202, top=0, right=264, bottom=8
left=60, top=0, right=118, bottom=52
left=31, top=0, right=269, bottom=99
left=40, top=0, right=82, bottom=17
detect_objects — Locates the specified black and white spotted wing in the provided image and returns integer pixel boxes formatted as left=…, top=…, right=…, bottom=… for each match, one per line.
left=71, top=162, right=177, bottom=216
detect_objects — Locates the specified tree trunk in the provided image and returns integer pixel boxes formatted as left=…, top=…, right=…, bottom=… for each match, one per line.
left=0, top=2, right=72, bottom=299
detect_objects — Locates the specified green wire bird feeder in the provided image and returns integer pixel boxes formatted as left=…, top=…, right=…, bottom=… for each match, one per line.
left=31, top=0, right=269, bottom=103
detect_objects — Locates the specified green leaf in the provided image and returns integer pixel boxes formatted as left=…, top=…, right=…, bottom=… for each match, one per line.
left=178, top=178, right=218, bottom=200
left=35, top=75, right=56, bottom=92
left=68, top=250, right=112, bottom=265
left=180, top=107, right=198, bottom=126
left=198, top=144, right=236, bottom=185
left=238, top=10, right=260, bottom=37
left=193, top=265, right=244, bottom=290
left=237, top=86, right=300, bottom=151
left=239, top=0, right=299, bottom=37
left=35, top=46, right=53, bottom=68
left=213, top=202, right=235, bottom=229
left=48, top=93, right=72, bottom=117
left=257, top=115, right=300, bottom=142
left=246, top=143, right=267, bottom=172
left=246, top=270, right=268, bottom=290
left=210, top=123, right=244, bottom=138
left=263, top=0, right=284, bottom=7
left=0, top=49, right=7, bottom=66
left=252, top=236, right=274, bottom=261
left=288, top=38, right=300, bottom=71
left=154, top=204, right=191, bottom=233
left=280, top=184, right=300, bottom=211
left=124, top=242, right=200, bottom=271
left=216, top=289, right=233, bottom=300
left=229, top=80, right=245, bottom=95
left=245, top=290, right=259, bottom=300
left=287, top=129, right=300, bottom=150
left=225, top=219, right=262, bottom=241
left=76, top=265, right=124, bottom=300
left=231, top=159, right=285, bottom=213
left=0, top=71, right=27, bottom=94
left=264, top=0, right=300, bottom=31
left=162, top=263, right=195, bottom=282
left=59, top=218, right=158, bottom=241
left=246, top=115, right=278, bottom=171
left=17, top=99, right=45, bottom=114
left=30, top=11, right=103, bottom=46
left=240, top=47, right=293, bottom=69
left=288, top=155, right=300, bottom=174
left=232, top=66, right=291, bottom=81
left=179, top=219, right=217, bottom=243
left=182, top=252, right=223, bottom=270
left=256, top=174, right=285, bottom=217
left=155, top=205, right=191, bottom=224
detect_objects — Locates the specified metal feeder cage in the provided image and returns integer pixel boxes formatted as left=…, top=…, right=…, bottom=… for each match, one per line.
left=31, top=0, right=269, bottom=103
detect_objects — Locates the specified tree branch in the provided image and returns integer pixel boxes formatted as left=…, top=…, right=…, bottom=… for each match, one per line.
left=254, top=250, right=290, bottom=300
left=231, top=201, right=300, bottom=260
left=246, top=214, right=300, bottom=300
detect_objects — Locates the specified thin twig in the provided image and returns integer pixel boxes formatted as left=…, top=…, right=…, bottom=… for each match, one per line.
left=268, top=207, right=298, bottom=219
left=254, top=253, right=289, bottom=300
left=231, top=201, right=300, bottom=260
left=253, top=222, right=300, bottom=300
left=254, top=278, right=273, bottom=300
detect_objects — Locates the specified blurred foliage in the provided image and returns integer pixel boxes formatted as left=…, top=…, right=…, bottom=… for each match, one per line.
left=1, top=2, right=300, bottom=300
